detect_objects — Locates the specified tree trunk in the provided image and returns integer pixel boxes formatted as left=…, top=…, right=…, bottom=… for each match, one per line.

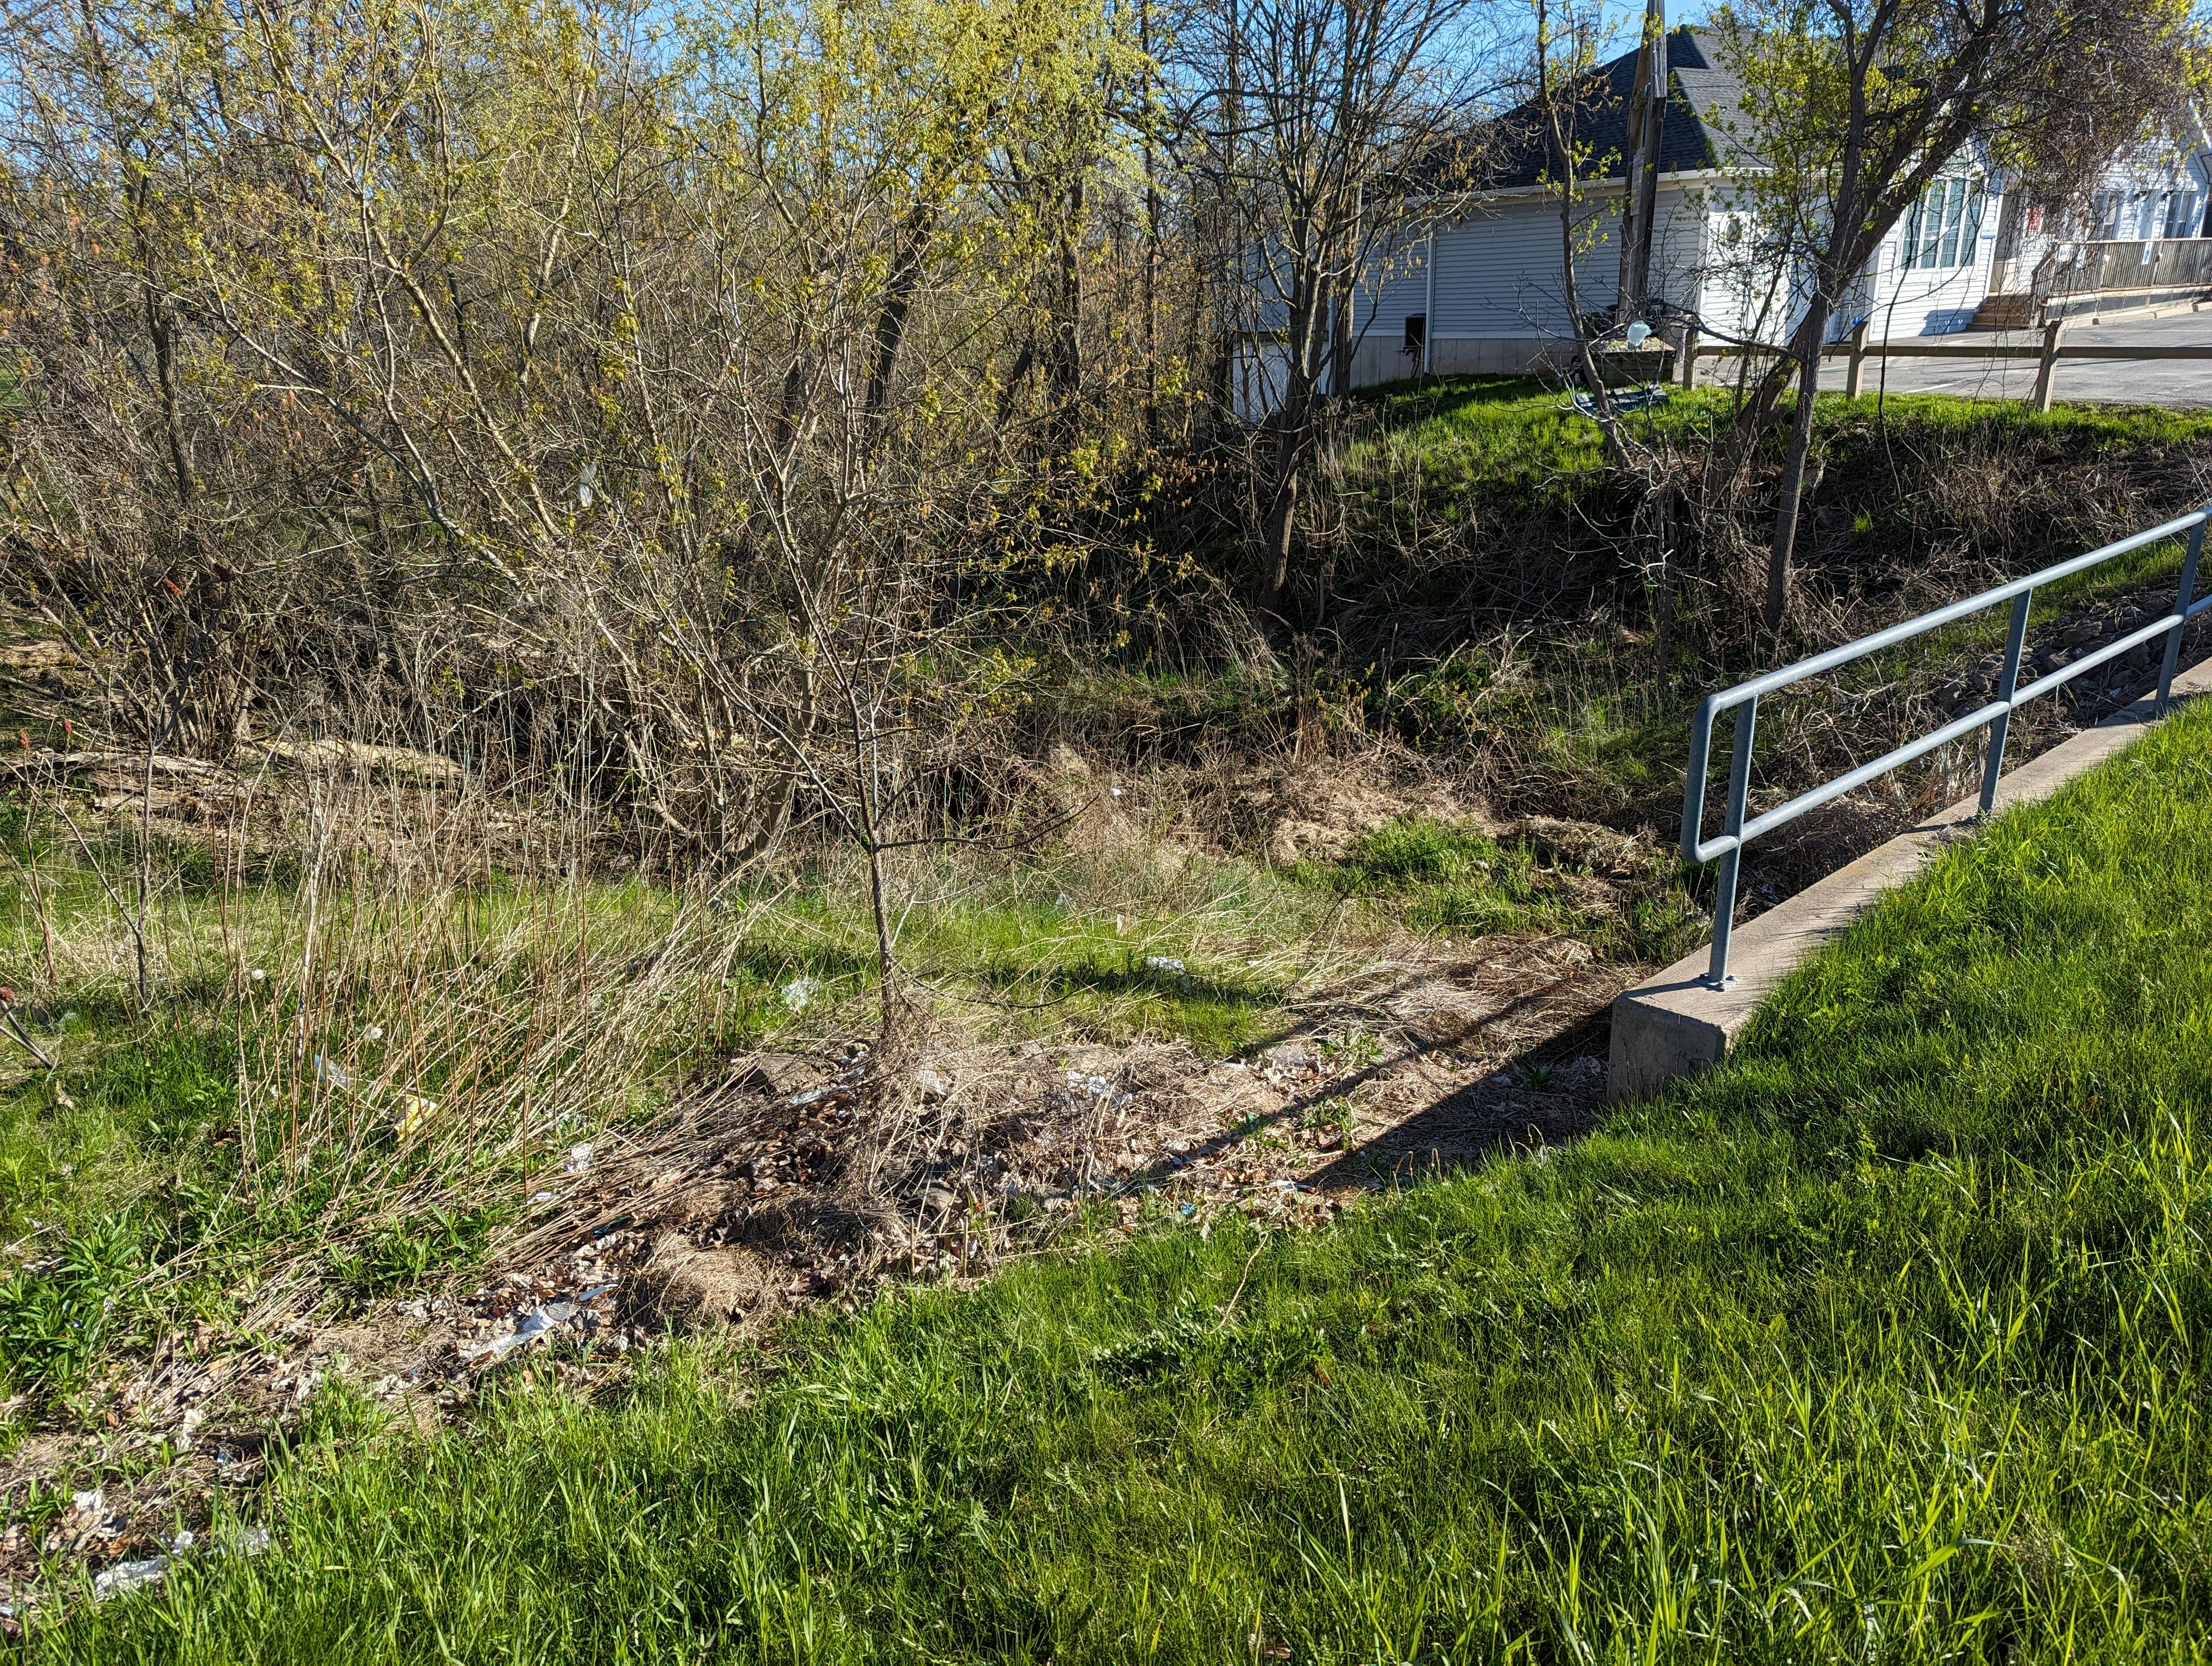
left=1260, top=443, right=1302, bottom=613
left=1326, top=269, right=1354, bottom=399
left=1141, top=11, right=1161, bottom=448
left=1764, top=299, right=1830, bottom=639
left=864, top=206, right=937, bottom=421
left=1050, top=177, right=1085, bottom=434
left=1260, top=285, right=1324, bottom=616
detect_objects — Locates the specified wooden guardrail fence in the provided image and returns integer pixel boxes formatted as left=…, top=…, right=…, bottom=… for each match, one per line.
left=1673, top=319, right=2212, bottom=411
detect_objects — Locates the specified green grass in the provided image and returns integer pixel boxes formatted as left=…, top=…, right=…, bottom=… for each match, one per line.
left=1295, top=815, right=1703, bottom=963
left=32, top=661, right=2212, bottom=1659
left=0, top=806, right=1359, bottom=1405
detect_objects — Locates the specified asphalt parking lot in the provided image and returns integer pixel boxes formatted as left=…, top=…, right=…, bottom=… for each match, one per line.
left=1811, top=307, right=2212, bottom=407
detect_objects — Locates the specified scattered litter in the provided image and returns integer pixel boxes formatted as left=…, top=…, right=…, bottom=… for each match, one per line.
left=1053, top=893, right=1075, bottom=911
left=1108, top=786, right=1124, bottom=799
left=362, top=1025, right=385, bottom=1043
left=563, top=1143, right=594, bottom=1175
left=781, top=977, right=820, bottom=1012
left=396, top=1093, right=440, bottom=1140
left=1143, top=956, right=1186, bottom=976
left=89, top=1520, right=271, bottom=1600
left=71, top=1487, right=104, bottom=1517
left=530, top=1190, right=555, bottom=1204
left=460, top=1285, right=612, bottom=1365
left=247, top=968, right=265, bottom=983
left=914, top=1064, right=949, bottom=1101
left=313, top=1054, right=350, bottom=1090
left=92, top=1555, right=168, bottom=1599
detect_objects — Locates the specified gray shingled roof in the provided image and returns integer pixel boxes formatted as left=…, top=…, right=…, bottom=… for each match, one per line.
left=1478, top=27, right=1752, bottom=192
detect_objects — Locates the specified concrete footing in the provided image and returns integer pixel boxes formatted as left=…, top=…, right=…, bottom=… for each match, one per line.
left=1608, top=657, right=2212, bottom=1103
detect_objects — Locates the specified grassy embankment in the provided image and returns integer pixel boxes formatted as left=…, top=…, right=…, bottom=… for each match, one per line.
left=41, top=655, right=2212, bottom=1659
left=0, top=774, right=1699, bottom=1415
left=1062, top=382, right=2212, bottom=825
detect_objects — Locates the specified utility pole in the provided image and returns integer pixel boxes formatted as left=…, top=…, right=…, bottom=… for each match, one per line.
left=1616, top=0, right=1666, bottom=325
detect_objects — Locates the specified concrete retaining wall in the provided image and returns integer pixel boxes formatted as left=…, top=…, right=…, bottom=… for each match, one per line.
left=1609, top=655, right=2212, bottom=1101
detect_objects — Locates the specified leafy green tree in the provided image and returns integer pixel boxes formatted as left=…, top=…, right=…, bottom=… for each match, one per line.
left=1708, top=0, right=2207, bottom=637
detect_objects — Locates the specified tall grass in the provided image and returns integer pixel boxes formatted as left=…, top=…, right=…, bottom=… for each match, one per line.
left=35, top=656, right=2212, bottom=1661
left=0, top=751, right=1385, bottom=1402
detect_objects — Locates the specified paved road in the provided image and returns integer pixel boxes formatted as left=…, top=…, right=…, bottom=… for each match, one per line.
left=1811, top=308, right=2212, bottom=407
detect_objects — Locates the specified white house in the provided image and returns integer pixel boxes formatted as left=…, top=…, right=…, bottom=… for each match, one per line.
left=1295, top=28, right=2008, bottom=397
left=1978, top=120, right=2212, bottom=323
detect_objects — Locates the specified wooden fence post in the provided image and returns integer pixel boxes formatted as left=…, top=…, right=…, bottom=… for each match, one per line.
left=1845, top=319, right=1869, bottom=399
left=1676, top=328, right=1700, bottom=388
left=2031, top=318, right=2065, bottom=412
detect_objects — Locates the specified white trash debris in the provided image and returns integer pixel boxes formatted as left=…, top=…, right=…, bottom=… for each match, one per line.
left=361, top=1025, right=384, bottom=1043
left=313, top=1054, right=350, bottom=1090
left=88, top=1522, right=271, bottom=1602
left=460, top=1285, right=613, bottom=1366
left=72, top=1486, right=104, bottom=1517
left=780, top=977, right=820, bottom=1011
left=93, top=1555, right=169, bottom=1599
left=563, top=1142, right=593, bottom=1175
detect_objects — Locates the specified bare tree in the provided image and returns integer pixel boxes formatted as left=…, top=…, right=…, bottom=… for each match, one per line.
left=1179, top=0, right=1500, bottom=621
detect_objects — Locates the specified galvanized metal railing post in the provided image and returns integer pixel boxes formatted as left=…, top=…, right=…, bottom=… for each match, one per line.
left=1706, top=697, right=1759, bottom=988
left=1676, top=507, right=2205, bottom=1004
left=1979, top=591, right=2034, bottom=813
left=2157, top=514, right=2206, bottom=713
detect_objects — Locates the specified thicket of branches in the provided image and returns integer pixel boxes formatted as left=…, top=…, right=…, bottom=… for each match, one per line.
left=2, top=0, right=2202, bottom=873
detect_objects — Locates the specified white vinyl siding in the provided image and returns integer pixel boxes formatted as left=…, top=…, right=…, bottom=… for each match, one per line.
left=1348, top=235, right=1431, bottom=357
left=1425, top=184, right=1731, bottom=341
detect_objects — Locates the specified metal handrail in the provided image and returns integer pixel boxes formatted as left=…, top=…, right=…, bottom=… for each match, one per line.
left=1682, top=506, right=2212, bottom=987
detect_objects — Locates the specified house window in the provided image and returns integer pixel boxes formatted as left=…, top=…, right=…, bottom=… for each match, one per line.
left=2165, top=191, right=2201, bottom=240
left=1903, top=177, right=1986, bottom=270
left=1403, top=313, right=1426, bottom=356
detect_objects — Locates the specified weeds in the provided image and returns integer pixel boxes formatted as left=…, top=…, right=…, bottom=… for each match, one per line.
left=1297, top=815, right=1705, bottom=963
left=0, top=752, right=1381, bottom=1406
left=35, top=696, right=2212, bottom=1663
